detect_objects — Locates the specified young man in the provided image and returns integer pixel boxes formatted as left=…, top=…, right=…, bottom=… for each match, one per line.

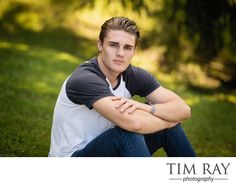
left=49, top=17, right=196, bottom=157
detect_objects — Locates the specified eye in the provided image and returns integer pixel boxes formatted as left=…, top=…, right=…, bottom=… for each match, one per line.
left=124, top=46, right=133, bottom=50
left=109, top=43, right=118, bottom=47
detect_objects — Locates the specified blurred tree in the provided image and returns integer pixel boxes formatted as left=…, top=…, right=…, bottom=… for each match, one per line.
left=128, top=0, right=236, bottom=89
left=185, top=0, right=235, bottom=61
left=185, top=0, right=236, bottom=88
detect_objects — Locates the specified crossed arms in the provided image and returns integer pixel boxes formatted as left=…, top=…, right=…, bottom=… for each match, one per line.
left=93, top=86, right=191, bottom=134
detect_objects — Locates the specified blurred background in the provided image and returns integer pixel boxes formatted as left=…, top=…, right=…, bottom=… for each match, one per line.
left=0, top=0, right=235, bottom=156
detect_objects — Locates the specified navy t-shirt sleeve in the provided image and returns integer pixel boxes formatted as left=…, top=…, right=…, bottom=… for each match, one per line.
left=124, top=66, right=160, bottom=97
left=66, top=71, right=114, bottom=109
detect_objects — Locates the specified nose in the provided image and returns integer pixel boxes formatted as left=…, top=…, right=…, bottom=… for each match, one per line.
left=116, top=47, right=124, bottom=57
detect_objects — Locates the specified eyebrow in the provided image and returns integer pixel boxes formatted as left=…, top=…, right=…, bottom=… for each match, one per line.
left=108, top=41, right=134, bottom=48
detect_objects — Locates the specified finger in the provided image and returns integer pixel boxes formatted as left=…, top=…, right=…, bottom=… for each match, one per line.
left=119, top=102, right=133, bottom=112
left=115, top=99, right=127, bottom=108
left=111, top=96, right=122, bottom=101
left=128, top=105, right=137, bottom=114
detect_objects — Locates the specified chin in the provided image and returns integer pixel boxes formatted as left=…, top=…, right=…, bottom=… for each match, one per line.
left=113, top=66, right=127, bottom=73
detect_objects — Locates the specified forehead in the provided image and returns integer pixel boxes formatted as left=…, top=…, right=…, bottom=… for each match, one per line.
left=104, top=30, right=136, bottom=46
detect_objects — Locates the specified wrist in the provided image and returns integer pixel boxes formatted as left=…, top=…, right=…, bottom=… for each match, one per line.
left=143, top=104, right=152, bottom=113
left=150, top=104, right=156, bottom=115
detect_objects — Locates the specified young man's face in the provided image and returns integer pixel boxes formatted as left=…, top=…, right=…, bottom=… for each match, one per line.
left=97, top=30, right=136, bottom=74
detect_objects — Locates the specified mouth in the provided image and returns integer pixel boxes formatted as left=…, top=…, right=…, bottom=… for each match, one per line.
left=113, top=59, right=124, bottom=64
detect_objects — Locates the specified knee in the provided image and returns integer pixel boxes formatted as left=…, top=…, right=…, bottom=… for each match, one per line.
left=115, top=127, right=145, bottom=142
left=113, top=127, right=150, bottom=157
left=165, top=123, right=183, bottom=134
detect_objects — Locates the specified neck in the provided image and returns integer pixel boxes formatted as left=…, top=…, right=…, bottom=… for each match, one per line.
left=97, top=55, right=120, bottom=86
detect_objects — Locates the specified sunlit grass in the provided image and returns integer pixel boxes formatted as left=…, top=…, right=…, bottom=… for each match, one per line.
left=0, top=41, right=29, bottom=51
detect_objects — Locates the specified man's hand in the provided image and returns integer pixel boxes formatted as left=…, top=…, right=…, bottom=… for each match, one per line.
left=111, top=96, right=151, bottom=114
left=111, top=96, right=181, bottom=129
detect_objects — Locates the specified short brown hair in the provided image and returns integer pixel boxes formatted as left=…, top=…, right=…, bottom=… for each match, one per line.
left=99, top=17, right=140, bottom=46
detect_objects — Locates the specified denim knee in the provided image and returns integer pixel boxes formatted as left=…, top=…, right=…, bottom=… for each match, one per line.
left=114, top=127, right=146, bottom=144
left=113, top=127, right=150, bottom=157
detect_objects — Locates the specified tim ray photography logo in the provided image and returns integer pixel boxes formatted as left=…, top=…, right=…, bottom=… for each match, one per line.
left=166, top=162, right=231, bottom=183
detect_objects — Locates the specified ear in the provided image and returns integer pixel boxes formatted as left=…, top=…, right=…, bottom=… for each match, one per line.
left=97, top=40, right=102, bottom=52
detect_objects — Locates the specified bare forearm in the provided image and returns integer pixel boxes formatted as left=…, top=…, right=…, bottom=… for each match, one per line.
left=94, top=97, right=175, bottom=134
left=110, top=97, right=177, bottom=133
left=151, top=99, right=191, bottom=122
left=116, top=98, right=190, bottom=122
left=125, top=109, right=177, bottom=134
left=145, top=86, right=191, bottom=122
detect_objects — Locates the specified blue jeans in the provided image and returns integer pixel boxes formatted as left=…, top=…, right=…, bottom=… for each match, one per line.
left=71, top=124, right=196, bottom=157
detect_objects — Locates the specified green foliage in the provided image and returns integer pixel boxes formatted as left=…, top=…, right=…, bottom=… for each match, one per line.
left=0, top=0, right=235, bottom=156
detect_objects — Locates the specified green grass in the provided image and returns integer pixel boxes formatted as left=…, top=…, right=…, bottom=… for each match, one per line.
left=0, top=29, right=88, bottom=156
left=0, top=5, right=235, bottom=156
left=185, top=95, right=236, bottom=156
